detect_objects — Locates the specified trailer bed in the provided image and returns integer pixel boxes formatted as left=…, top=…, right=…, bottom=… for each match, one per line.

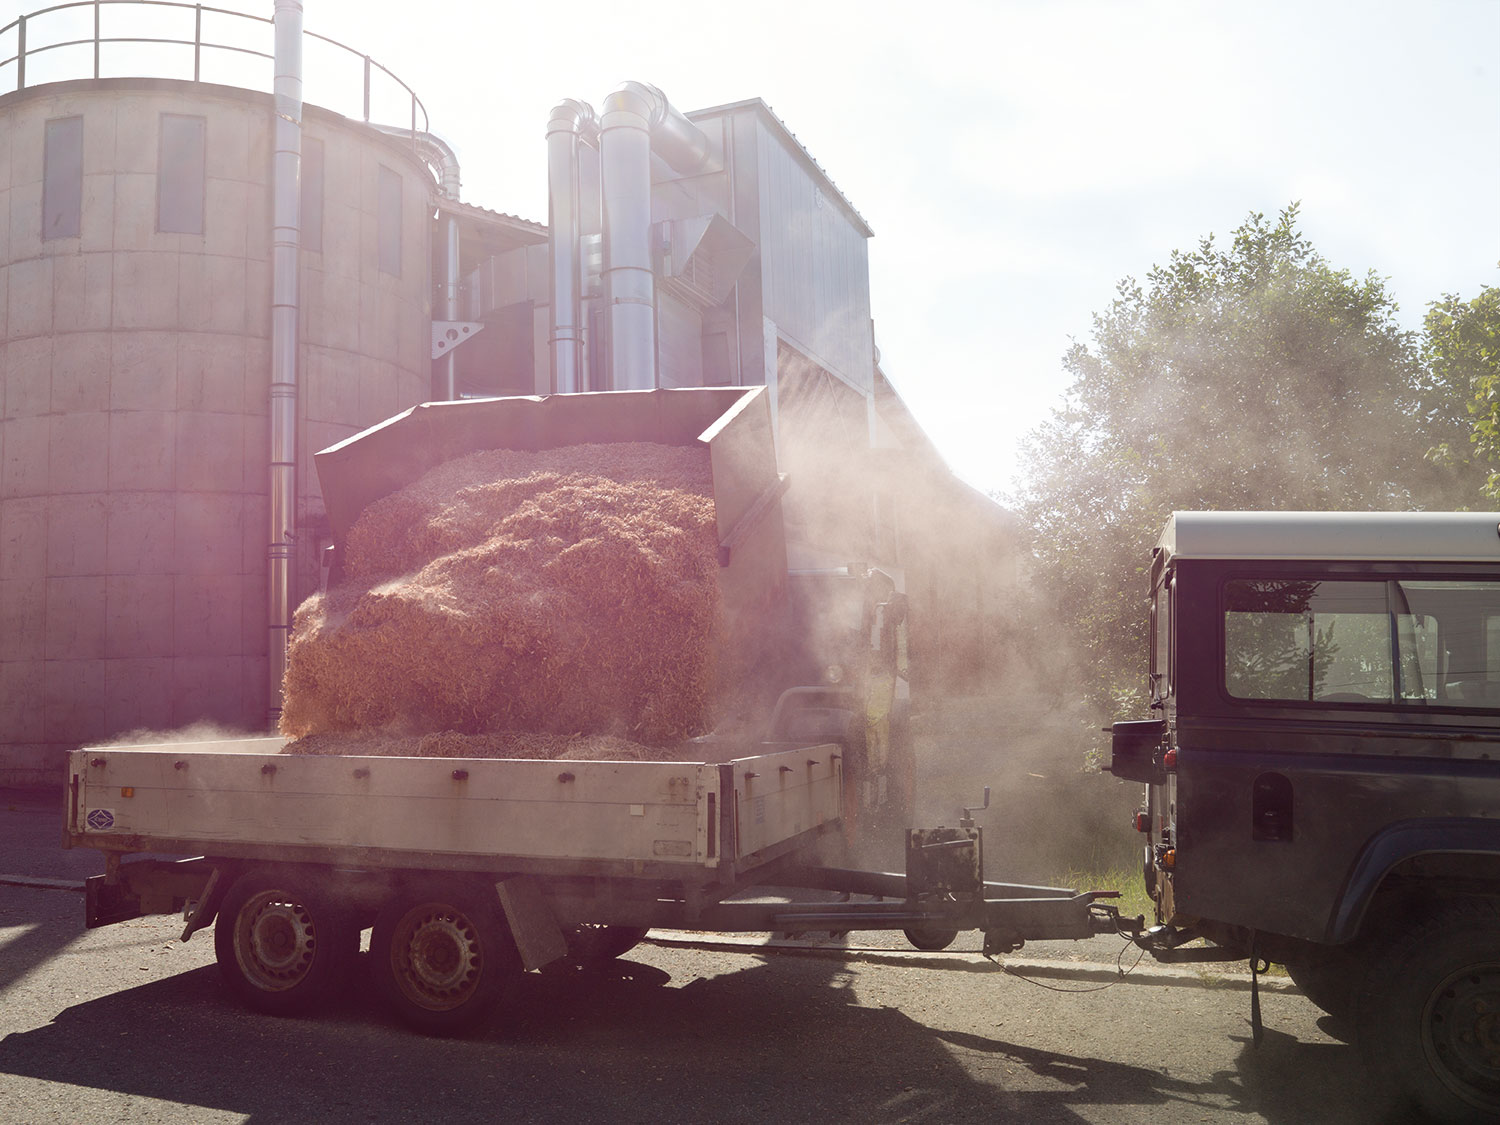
left=65, top=738, right=842, bottom=882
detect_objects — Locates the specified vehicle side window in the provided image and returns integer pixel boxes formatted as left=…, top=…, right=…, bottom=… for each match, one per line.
left=1152, top=576, right=1172, bottom=696
left=1222, top=578, right=1500, bottom=708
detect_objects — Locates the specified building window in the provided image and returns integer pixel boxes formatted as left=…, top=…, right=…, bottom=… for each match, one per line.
left=378, top=164, right=401, bottom=276
left=158, top=114, right=205, bottom=234
left=300, top=136, right=324, bottom=253
left=43, top=116, right=84, bottom=240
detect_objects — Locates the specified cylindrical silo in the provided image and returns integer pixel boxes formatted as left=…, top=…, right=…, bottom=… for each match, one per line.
left=0, top=76, right=433, bottom=786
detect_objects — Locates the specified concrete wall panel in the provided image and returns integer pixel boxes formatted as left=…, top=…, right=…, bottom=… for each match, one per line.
left=1, top=497, right=48, bottom=577
left=106, top=492, right=175, bottom=575
left=44, top=658, right=107, bottom=742
left=175, top=573, right=243, bottom=657
left=49, top=414, right=110, bottom=493
left=53, top=251, right=113, bottom=330
left=0, top=577, right=46, bottom=660
left=109, top=410, right=176, bottom=490
left=0, top=663, right=45, bottom=742
left=46, top=575, right=107, bottom=659
left=106, top=574, right=175, bottom=658
left=110, top=331, right=178, bottom=410
left=172, top=491, right=244, bottom=577
left=104, top=656, right=175, bottom=733
left=47, top=493, right=109, bottom=575
left=8, top=256, right=52, bottom=336
left=6, top=336, right=53, bottom=416
left=2, top=416, right=50, bottom=497
left=112, top=252, right=180, bottom=329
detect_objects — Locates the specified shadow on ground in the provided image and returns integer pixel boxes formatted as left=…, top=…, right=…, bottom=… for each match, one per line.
left=0, top=943, right=1391, bottom=1125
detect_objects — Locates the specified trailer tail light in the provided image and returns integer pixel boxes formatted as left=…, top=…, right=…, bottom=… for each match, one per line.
left=1133, top=811, right=1150, bottom=833
left=1163, top=748, right=1178, bottom=770
left=120, top=787, right=135, bottom=798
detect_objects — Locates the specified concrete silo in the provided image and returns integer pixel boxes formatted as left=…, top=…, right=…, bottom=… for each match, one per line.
left=0, top=3, right=544, bottom=785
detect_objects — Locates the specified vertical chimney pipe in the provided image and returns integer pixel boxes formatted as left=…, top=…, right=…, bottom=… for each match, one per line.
left=546, top=100, right=597, bottom=394
left=267, top=0, right=303, bottom=727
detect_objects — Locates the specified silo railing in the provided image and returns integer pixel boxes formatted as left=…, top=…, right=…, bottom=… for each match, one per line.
left=0, top=0, right=429, bottom=136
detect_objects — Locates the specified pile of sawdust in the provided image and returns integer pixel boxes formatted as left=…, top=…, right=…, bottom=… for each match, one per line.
left=279, top=442, right=724, bottom=746
left=284, top=730, right=692, bottom=761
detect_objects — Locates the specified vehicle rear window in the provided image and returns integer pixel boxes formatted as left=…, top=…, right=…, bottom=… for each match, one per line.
left=1223, top=578, right=1500, bottom=708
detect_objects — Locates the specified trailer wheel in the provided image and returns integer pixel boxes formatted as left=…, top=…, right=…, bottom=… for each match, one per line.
left=565, top=924, right=649, bottom=968
left=1354, top=898, right=1500, bottom=1121
left=213, top=867, right=356, bottom=1016
left=903, top=927, right=959, bottom=952
left=371, top=877, right=519, bottom=1035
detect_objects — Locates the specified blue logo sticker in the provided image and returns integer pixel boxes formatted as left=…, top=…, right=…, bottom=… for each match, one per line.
left=86, top=808, right=115, bottom=830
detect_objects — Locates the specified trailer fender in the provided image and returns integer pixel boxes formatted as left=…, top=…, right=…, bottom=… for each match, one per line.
left=1328, top=817, right=1500, bottom=943
left=495, top=876, right=569, bottom=971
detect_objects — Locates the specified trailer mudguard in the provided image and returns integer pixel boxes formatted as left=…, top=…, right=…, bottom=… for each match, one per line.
left=1327, top=817, right=1500, bottom=943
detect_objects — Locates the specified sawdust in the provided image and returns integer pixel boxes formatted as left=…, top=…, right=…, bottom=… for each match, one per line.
left=279, top=443, right=725, bottom=748
left=283, top=729, right=700, bottom=761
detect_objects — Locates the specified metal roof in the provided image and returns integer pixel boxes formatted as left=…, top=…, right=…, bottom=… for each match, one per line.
left=687, top=98, right=873, bottom=238
left=1158, top=511, right=1500, bottom=564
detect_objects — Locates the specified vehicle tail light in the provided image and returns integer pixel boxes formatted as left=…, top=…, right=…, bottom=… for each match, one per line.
left=1133, top=812, right=1150, bottom=833
left=1163, top=747, right=1178, bottom=770
left=1162, top=848, right=1176, bottom=869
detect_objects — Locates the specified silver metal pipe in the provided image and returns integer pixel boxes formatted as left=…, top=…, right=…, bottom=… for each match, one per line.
left=368, top=125, right=461, bottom=199
left=618, top=80, right=721, bottom=176
left=268, top=0, right=303, bottom=727
left=546, top=99, right=597, bottom=394
left=597, top=82, right=720, bottom=391
left=599, top=85, right=656, bottom=391
left=443, top=212, right=459, bottom=399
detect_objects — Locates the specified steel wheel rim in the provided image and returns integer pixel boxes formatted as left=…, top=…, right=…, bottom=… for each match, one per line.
left=391, top=906, right=484, bottom=1012
left=234, top=891, right=318, bottom=992
left=1423, top=961, right=1500, bottom=1110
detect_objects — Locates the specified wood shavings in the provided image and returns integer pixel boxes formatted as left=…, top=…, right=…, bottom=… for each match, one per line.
left=279, top=443, right=725, bottom=749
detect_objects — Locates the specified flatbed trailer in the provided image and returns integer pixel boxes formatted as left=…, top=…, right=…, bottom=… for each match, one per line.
left=66, top=739, right=1129, bottom=1034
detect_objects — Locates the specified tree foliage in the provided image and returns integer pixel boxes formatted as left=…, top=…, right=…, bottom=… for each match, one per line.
left=1013, top=205, right=1471, bottom=716
left=1423, top=284, right=1500, bottom=496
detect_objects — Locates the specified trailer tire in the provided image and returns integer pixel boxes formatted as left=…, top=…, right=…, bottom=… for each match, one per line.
left=565, top=924, right=649, bottom=968
left=903, top=927, right=959, bottom=952
left=1353, top=898, right=1500, bottom=1121
left=371, top=877, right=520, bottom=1035
left=213, top=867, right=356, bottom=1016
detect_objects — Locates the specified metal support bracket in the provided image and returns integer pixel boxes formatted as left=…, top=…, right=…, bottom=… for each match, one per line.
left=431, top=320, right=485, bottom=360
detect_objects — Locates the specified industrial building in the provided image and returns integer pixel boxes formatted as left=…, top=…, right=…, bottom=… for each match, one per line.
left=0, top=1, right=1013, bottom=788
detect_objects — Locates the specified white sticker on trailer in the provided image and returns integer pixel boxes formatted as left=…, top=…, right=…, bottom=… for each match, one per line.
left=85, top=808, right=115, bottom=830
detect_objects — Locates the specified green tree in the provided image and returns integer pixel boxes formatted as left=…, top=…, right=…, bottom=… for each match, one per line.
left=1013, top=204, right=1467, bottom=717
left=1423, top=283, right=1500, bottom=497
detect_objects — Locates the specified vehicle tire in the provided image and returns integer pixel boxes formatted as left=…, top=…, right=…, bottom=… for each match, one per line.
left=213, top=866, right=357, bottom=1016
left=1283, top=944, right=1363, bottom=1022
left=564, top=924, right=649, bottom=968
left=370, top=876, right=520, bottom=1035
left=1353, top=898, right=1500, bottom=1121
left=903, top=927, right=959, bottom=952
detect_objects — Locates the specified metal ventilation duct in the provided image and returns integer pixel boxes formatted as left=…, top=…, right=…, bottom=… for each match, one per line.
left=548, top=82, right=721, bottom=394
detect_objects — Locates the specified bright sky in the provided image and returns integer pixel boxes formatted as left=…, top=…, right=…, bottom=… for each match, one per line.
left=10, top=0, right=1499, bottom=494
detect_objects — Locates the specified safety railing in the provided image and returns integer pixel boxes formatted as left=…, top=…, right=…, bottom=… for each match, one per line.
left=0, top=0, right=429, bottom=135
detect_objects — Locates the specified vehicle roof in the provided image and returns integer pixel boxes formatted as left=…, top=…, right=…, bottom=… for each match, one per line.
left=1158, top=511, right=1500, bottom=564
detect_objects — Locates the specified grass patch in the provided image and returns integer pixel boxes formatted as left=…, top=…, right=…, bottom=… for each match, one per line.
left=1053, top=865, right=1154, bottom=927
